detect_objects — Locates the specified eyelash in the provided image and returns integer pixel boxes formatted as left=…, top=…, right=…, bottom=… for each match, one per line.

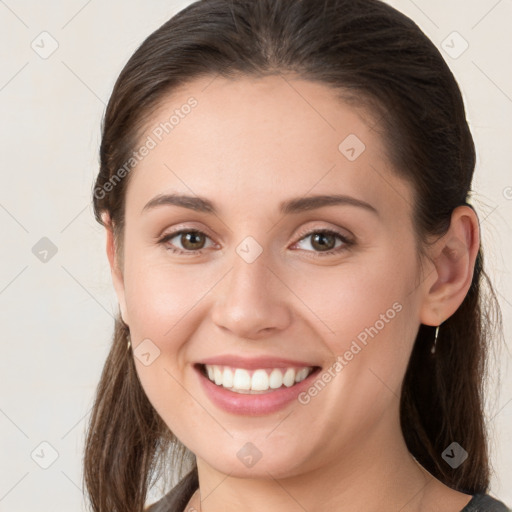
left=157, top=227, right=354, bottom=258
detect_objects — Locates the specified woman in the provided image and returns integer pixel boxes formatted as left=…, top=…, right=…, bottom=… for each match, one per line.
left=84, top=0, right=510, bottom=511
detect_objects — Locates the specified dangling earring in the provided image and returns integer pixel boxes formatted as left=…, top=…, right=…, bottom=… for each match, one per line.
left=430, top=324, right=440, bottom=354
left=127, top=331, right=132, bottom=351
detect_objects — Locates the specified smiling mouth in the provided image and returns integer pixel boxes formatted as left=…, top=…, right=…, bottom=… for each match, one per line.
left=196, top=363, right=321, bottom=394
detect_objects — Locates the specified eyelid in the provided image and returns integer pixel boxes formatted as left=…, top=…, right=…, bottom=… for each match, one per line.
left=157, top=221, right=218, bottom=241
left=158, top=221, right=353, bottom=243
left=293, top=222, right=355, bottom=244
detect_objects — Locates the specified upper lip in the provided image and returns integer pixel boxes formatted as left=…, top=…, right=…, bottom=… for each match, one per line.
left=196, top=355, right=320, bottom=370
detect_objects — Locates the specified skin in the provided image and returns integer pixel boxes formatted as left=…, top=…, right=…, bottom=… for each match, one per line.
left=104, top=75, right=480, bottom=512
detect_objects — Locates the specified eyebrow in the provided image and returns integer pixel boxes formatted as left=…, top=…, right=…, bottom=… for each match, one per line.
left=141, top=193, right=379, bottom=216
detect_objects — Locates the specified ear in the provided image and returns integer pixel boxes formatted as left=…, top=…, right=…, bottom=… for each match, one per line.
left=419, top=205, right=480, bottom=327
left=102, top=212, right=130, bottom=326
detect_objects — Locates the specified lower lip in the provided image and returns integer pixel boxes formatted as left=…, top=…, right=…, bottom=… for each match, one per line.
left=194, top=365, right=321, bottom=416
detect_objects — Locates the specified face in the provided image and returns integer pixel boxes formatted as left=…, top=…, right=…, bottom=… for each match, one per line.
left=109, top=75, right=429, bottom=478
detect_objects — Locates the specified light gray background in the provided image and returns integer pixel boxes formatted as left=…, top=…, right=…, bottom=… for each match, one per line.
left=0, top=1, right=510, bottom=510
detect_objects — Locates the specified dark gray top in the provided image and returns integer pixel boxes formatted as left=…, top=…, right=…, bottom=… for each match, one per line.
left=145, top=469, right=511, bottom=512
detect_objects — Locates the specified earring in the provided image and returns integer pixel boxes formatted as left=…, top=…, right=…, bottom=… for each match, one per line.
left=430, top=324, right=440, bottom=354
left=127, top=331, right=131, bottom=351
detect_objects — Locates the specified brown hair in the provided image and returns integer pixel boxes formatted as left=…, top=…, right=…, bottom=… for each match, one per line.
left=84, top=0, right=504, bottom=510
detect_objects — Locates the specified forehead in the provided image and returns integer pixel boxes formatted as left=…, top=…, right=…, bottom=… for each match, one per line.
left=125, top=75, right=413, bottom=221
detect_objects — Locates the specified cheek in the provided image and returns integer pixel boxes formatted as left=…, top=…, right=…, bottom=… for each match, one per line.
left=287, top=258, right=419, bottom=443
left=122, top=256, right=205, bottom=434
left=289, top=254, right=415, bottom=346
left=121, top=252, right=225, bottom=417
left=123, top=252, right=216, bottom=335
left=288, top=248, right=419, bottom=402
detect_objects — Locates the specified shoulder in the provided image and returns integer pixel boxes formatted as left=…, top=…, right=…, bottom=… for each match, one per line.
left=460, top=493, right=511, bottom=512
left=145, top=468, right=199, bottom=512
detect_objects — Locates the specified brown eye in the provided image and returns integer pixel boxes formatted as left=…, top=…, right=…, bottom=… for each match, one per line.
left=293, top=228, right=354, bottom=257
left=309, top=232, right=337, bottom=251
left=159, top=229, right=215, bottom=255
left=179, top=231, right=206, bottom=250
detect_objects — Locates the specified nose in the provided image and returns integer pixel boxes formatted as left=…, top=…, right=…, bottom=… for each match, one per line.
left=210, top=246, right=293, bottom=340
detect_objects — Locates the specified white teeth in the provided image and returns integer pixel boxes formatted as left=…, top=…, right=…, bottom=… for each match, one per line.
left=269, top=369, right=283, bottom=389
left=233, top=369, right=251, bottom=390
left=283, top=368, right=295, bottom=387
left=203, top=364, right=314, bottom=393
left=295, top=367, right=310, bottom=383
left=214, top=366, right=223, bottom=385
left=223, top=367, right=234, bottom=388
left=251, top=369, right=269, bottom=391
